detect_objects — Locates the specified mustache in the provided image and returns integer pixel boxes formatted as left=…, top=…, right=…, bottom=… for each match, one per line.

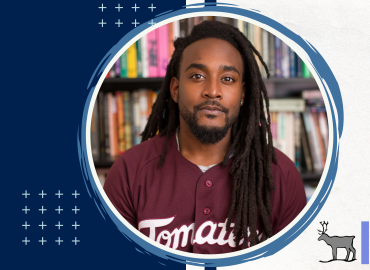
left=193, top=100, right=229, bottom=114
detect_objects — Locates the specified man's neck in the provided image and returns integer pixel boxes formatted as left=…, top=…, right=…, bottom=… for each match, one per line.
left=177, top=122, right=232, bottom=167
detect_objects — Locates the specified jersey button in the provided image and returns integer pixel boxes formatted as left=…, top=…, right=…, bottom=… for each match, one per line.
left=203, top=208, right=210, bottom=215
left=205, top=180, right=213, bottom=187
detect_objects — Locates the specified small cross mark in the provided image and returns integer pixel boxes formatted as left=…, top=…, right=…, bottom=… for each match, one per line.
left=98, top=19, right=107, bottom=27
left=39, top=237, right=47, bottom=245
left=22, top=190, right=30, bottom=198
left=55, top=206, right=63, bottom=214
left=55, top=190, right=63, bottom=198
left=22, top=206, right=30, bottom=214
left=132, top=4, right=140, bottom=12
left=72, top=237, right=80, bottom=245
left=72, top=206, right=80, bottom=214
left=22, top=221, right=30, bottom=230
left=22, top=237, right=30, bottom=245
left=115, top=19, right=123, bottom=27
left=72, top=221, right=80, bottom=230
left=72, top=190, right=80, bottom=198
left=98, top=4, right=106, bottom=12
left=115, top=3, right=123, bottom=12
left=39, top=206, right=47, bottom=214
left=148, top=4, right=156, bottom=12
left=55, top=221, right=63, bottom=230
left=55, top=237, right=63, bottom=245
left=132, top=19, right=140, bottom=27
left=39, top=190, right=47, bottom=198
left=39, top=221, right=47, bottom=230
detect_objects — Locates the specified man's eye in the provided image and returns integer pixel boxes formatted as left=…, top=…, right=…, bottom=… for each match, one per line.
left=191, top=74, right=204, bottom=79
left=222, top=77, right=234, bottom=82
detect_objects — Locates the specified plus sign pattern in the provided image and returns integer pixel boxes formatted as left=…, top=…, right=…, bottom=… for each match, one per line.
left=98, top=3, right=159, bottom=28
left=21, top=190, right=81, bottom=246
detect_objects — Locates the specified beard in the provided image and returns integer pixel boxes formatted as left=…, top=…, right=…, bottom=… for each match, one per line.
left=179, top=99, right=239, bottom=145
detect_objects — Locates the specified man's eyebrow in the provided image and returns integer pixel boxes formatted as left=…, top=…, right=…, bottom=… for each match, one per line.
left=220, top=65, right=240, bottom=75
left=184, top=63, right=208, bottom=72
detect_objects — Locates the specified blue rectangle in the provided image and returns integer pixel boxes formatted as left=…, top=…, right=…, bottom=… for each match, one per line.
left=362, top=221, right=369, bottom=264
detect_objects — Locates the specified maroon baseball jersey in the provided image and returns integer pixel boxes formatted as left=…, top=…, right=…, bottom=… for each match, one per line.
left=104, top=133, right=307, bottom=254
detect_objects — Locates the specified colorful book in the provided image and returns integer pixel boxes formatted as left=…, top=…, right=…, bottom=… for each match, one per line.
left=115, top=91, right=125, bottom=155
left=275, top=37, right=282, bottom=78
left=136, top=39, right=143, bottom=78
left=115, top=59, right=120, bottom=78
left=107, top=93, right=118, bottom=157
left=123, top=91, right=132, bottom=150
left=148, top=30, right=158, bottom=77
left=289, top=47, right=296, bottom=78
left=281, top=41, right=290, bottom=78
left=127, top=43, right=138, bottom=78
left=141, top=34, right=149, bottom=78
left=132, top=91, right=141, bottom=144
left=157, top=25, right=169, bottom=77
left=120, top=51, right=127, bottom=78
left=302, top=61, right=312, bottom=78
left=139, top=89, right=149, bottom=134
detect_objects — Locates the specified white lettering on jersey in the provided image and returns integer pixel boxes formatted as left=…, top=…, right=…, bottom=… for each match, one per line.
left=138, top=217, right=262, bottom=250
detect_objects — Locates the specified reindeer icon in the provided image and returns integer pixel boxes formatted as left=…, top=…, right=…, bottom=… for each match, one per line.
left=318, top=221, right=356, bottom=262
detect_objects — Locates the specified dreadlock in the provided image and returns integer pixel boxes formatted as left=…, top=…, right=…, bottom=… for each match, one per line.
left=141, top=20, right=277, bottom=249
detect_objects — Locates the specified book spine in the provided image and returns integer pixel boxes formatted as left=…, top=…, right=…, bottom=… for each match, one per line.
left=300, top=114, right=313, bottom=172
left=107, top=93, right=118, bottom=157
left=168, top=22, right=174, bottom=58
left=281, top=41, right=290, bottom=78
left=253, top=25, right=262, bottom=75
left=109, top=65, right=116, bottom=78
left=268, top=33, right=275, bottom=77
left=313, top=112, right=326, bottom=168
left=141, top=35, right=149, bottom=78
left=271, top=112, right=278, bottom=147
left=103, top=93, right=110, bottom=155
left=294, top=112, right=301, bottom=171
left=261, top=29, right=269, bottom=78
left=157, top=25, right=169, bottom=77
left=277, top=112, right=287, bottom=154
left=133, top=91, right=141, bottom=144
left=148, top=30, right=158, bottom=77
left=127, top=43, right=138, bottom=78
left=302, top=61, right=312, bottom=78
left=98, top=92, right=106, bottom=156
left=179, top=19, right=186, bottom=37
left=123, top=91, right=132, bottom=150
left=114, top=59, right=120, bottom=78
left=318, top=112, right=329, bottom=152
left=275, top=37, right=282, bottom=78
left=139, top=89, right=149, bottom=134
left=115, top=91, right=125, bottom=155
left=136, top=39, right=143, bottom=78
left=296, top=54, right=303, bottom=77
left=91, top=103, right=100, bottom=159
left=120, top=51, right=127, bottom=78
left=289, top=47, right=296, bottom=78
left=130, top=92, right=135, bottom=147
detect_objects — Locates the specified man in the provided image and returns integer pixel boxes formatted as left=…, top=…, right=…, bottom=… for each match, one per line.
left=104, top=20, right=306, bottom=254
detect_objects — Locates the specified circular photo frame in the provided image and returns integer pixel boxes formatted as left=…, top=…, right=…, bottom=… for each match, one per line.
left=78, top=5, right=343, bottom=268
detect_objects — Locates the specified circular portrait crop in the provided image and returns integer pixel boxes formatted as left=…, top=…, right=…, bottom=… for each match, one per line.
left=82, top=7, right=342, bottom=268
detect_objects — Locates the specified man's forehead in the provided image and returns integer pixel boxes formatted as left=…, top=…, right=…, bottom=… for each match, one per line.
left=180, top=38, right=243, bottom=72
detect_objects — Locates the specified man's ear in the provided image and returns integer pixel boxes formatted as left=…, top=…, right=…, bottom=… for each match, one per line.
left=170, top=77, right=179, bottom=103
left=241, top=82, right=246, bottom=105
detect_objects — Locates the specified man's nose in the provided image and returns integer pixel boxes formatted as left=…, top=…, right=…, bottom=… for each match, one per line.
left=202, top=77, right=222, bottom=99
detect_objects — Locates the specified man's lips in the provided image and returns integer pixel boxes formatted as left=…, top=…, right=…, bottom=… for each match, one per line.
left=199, top=106, right=224, bottom=115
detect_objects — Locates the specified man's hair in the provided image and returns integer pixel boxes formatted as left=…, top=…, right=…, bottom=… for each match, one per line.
left=141, top=20, right=277, bottom=249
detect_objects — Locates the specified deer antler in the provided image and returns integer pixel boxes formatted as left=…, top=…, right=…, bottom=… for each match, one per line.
left=319, top=221, right=329, bottom=234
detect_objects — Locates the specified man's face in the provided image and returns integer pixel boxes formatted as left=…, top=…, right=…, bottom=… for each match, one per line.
left=170, top=38, right=245, bottom=144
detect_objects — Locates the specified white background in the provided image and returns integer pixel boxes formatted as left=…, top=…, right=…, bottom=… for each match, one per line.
left=186, top=0, right=370, bottom=269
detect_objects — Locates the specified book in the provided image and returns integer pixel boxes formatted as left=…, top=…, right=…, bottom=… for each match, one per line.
left=268, top=99, right=305, bottom=112
left=281, top=41, right=290, bottom=78
left=302, top=61, right=312, bottom=78
left=107, top=93, right=118, bottom=157
left=103, top=93, right=110, bottom=155
left=289, top=48, right=296, bottom=78
left=157, top=24, right=169, bottom=77
left=91, top=103, right=100, bottom=159
left=261, top=29, right=269, bottom=78
left=275, top=37, right=282, bottom=77
left=98, top=92, right=106, bottom=156
left=132, top=91, right=141, bottom=144
left=136, top=39, right=143, bottom=78
left=120, top=51, right=127, bottom=78
left=141, top=34, right=149, bottom=78
left=127, top=43, right=138, bottom=78
left=123, top=91, right=132, bottom=150
left=148, top=29, right=158, bottom=77
left=115, top=91, right=125, bottom=155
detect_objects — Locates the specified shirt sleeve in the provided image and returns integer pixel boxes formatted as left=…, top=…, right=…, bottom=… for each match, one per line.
left=273, top=163, right=307, bottom=235
left=103, top=157, right=137, bottom=228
